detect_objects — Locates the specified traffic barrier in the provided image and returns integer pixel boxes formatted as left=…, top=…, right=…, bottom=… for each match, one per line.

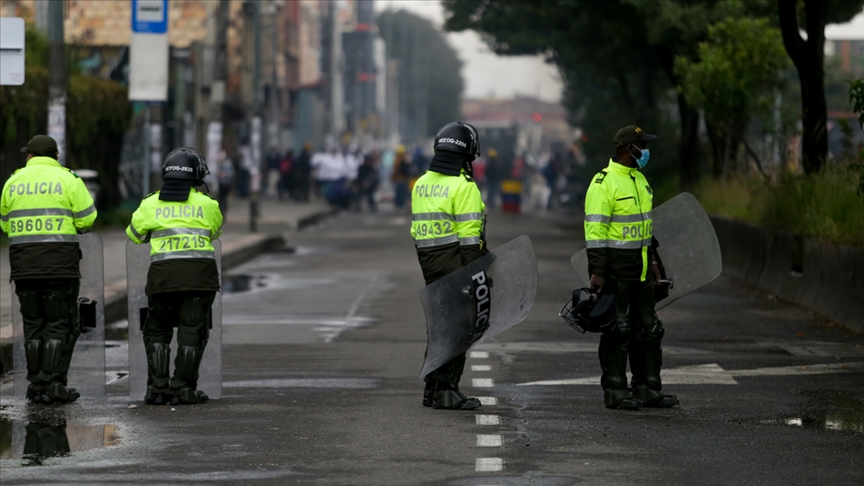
left=711, top=216, right=864, bottom=333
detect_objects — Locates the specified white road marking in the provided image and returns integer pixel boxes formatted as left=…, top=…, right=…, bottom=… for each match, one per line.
left=478, top=396, right=498, bottom=406
left=472, top=365, right=492, bottom=371
left=476, top=434, right=503, bottom=447
left=473, top=378, right=495, bottom=388
left=517, top=362, right=864, bottom=386
left=470, top=351, right=490, bottom=359
left=476, top=414, right=500, bottom=425
left=476, top=457, right=504, bottom=472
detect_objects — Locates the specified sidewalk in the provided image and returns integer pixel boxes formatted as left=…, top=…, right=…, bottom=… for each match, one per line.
left=0, top=197, right=335, bottom=372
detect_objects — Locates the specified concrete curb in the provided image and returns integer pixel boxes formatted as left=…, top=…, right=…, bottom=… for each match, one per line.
left=711, top=216, right=864, bottom=333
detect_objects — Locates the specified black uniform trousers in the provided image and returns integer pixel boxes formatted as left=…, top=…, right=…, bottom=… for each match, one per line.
left=143, top=290, right=215, bottom=388
left=599, top=277, right=663, bottom=392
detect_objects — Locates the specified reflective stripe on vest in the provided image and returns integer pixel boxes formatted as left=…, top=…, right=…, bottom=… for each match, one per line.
left=10, top=234, right=79, bottom=245
left=151, top=250, right=215, bottom=262
left=149, top=225, right=216, bottom=261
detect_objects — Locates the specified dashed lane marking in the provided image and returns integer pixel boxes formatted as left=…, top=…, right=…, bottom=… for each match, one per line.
left=476, top=457, right=504, bottom=472
left=471, top=365, right=492, bottom=371
left=478, top=396, right=498, bottom=406
left=476, top=435, right=503, bottom=447
left=473, top=378, right=495, bottom=388
left=476, top=415, right=500, bottom=425
left=470, top=351, right=489, bottom=359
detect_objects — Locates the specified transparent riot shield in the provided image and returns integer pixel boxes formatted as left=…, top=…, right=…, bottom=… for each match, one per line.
left=11, top=233, right=105, bottom=398
left=418, top=235, right=538, bottom=378
left=571, top=192, right=722, bottom=310
left=126, top=240, right=222, bottom=400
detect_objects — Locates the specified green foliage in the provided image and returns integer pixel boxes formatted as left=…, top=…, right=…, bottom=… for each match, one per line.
left=695, top=167, right=864, bottom=247
left=377, top=9, right=463, bottom=141
left=848, top=79, right=864, bottom=196
left=676, top=17, right=789, bottom=127
left=0, top=27, right=132, bottom=209
left=850, top=79, right=864, bottom=129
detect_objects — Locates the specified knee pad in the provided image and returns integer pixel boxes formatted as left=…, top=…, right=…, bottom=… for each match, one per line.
left=612, top=319, right=632, bottom=343
left=17, top=290, right=43, bottom=321
left=645, top=320, right=665, bottom=343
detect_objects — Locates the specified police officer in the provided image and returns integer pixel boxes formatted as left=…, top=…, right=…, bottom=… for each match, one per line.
left=584, top=126, right=678, bottom=410
left=0, top=135, right=97, bottom=404
left=411, top=122, right=487, bottom=410
left=126, top=147, right=222, bottom=405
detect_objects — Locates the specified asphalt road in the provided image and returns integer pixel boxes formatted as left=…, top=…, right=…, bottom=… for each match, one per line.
left=1, top=207, right=863, bottom=485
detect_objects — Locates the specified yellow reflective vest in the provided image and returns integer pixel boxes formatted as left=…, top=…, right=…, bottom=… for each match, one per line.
left=1, top=156, right=97, bottom=245
left=127, top=188, right=223, bottom=262
left=411, top=169, right=485, bottom=249
left=584, top=159, right=654, bottom=282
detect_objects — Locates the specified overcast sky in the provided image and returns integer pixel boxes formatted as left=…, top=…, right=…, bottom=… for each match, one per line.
left=374, top=0, right=564, bottom=103
left=374, top=2, right=864, bottom=103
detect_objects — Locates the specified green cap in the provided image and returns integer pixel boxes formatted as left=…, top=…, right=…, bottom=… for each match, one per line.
left=613, top=125, right=657, bottom=147
left=21, top=135, right=59, bottom=158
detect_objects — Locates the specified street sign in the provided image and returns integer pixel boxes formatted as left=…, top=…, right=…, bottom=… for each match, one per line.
left=0, top=17, right=25, bottom=86
left=129, top=0, right=169, bottom=102
left=132, top=0, right=168, bottom=34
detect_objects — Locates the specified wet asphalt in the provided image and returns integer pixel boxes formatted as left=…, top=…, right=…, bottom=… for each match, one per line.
left=1, top=206, right=863, bottom=485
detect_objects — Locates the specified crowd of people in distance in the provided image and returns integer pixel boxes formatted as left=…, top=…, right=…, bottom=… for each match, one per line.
left=212, top=139, right=584, bottom=215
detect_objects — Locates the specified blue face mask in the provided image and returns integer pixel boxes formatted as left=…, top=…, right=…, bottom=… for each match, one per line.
left=633, top=148, right=650, bottom=169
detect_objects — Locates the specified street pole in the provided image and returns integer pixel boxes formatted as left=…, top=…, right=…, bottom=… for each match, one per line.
left=47, top=0, right=66, bottom=165
left=143, top=105, right=151, bottom=197
left=250, top=0, right=263, bottom=233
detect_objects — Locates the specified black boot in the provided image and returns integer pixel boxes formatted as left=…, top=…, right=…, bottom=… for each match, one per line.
left=145, top=343, right=171, bottom=405
left=423, top=381, right=435, bottom=407
left=38, top=340, right=79, bottom=404
left=638, top=340, right=678, bottom=408
left=599, top=334, right=641, bottom=410
left=170, top=346, right=207, bottom=405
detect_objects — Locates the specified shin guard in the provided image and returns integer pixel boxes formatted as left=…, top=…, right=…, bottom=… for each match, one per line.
left=24, top=340, right=43, bottom=383
left=170, top=346, right=202, bottom=391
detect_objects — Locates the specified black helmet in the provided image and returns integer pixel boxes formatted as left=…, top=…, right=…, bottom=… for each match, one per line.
left=433, top=122, right=480, bottom=158
left=162, top=147, right=209, bottom=185
left=559, top=288, right=616, bottom=334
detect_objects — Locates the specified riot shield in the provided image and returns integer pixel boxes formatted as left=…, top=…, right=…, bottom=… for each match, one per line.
left=571, top=192, right=722, bottom=309
left=418, top=235, right=538, bottom=378
left=126, top=240, right=222, bottom=400
left=11, top=233, right=105, bottom=398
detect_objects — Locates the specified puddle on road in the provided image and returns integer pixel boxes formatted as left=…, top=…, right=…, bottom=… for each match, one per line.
left=759, top=415, right=864, bottom=433
left=222, top=274, right=269, bottom=294
left=0, top=415, right=120, bottom=465
left=757, top=392, right=864, bottom=433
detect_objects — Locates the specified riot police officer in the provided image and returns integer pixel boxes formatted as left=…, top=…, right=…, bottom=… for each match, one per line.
left=1, top=135, right=97, bottom=404
left=584, top=126, right=678, bottom=410
left=126, top=147, right=222, bottom=405
left=411, top=122, right=487, bottom=410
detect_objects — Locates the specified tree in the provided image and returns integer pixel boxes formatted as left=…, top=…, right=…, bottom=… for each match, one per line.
left=442, top=0, right=730, bottom=189
left=676, top=17, right=790, bottom=178
left=777, top=0, right=864, bottom=174
left=0, top=27, right=131, bottom=208
left=377, top=9, right=464, bottom=142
